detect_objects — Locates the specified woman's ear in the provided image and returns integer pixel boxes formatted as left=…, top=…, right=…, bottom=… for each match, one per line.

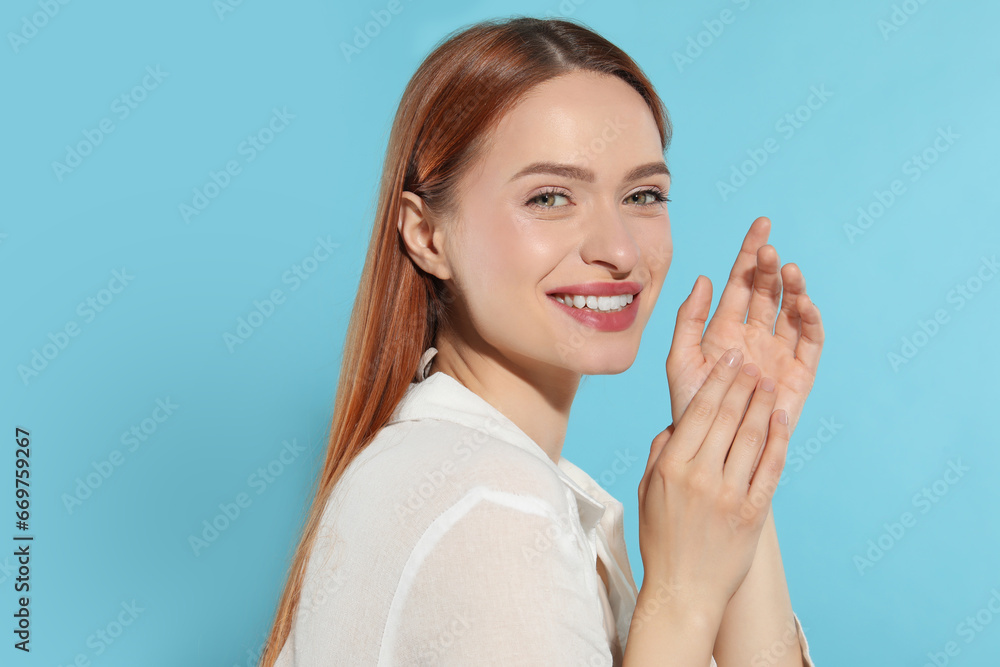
left=397, top=191, right=452, bottom=281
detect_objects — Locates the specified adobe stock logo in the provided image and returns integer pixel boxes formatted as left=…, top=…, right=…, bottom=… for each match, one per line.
left=844, top=127, right=959, bottom=244
left=188, top=438, right=309, bottom=557
left=213, top=0, right=245, bottom=21
left=223, top=236, right=340, bottom=352
left=17, top=268, right=134, bottom=386
left=779, top=416, right=843, bottom=486
left=877, top=0, right=934, bottom=41
left=179, top=107, right=295, bottom=224
left=340, top=0, right=412, bottom=64
left=887, top=254, right=997, bottom=372
left=853, top=459, right=969, bottom=575
left=922, top=586, right=1000, bottom=667
left=62, top=398, right=180, bottom=514
left=716, top=85, right=833, bottom=202
left=7, top=0, right=73, bottom=54
left=56, top=600, right=145, bottom=665
left=671, top=0, right=753, bottom=73
left=51, top=66, right=169, bottom=182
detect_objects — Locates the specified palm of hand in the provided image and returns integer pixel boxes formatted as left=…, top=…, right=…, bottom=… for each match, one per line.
left=666, top=218, right=824, bottom=436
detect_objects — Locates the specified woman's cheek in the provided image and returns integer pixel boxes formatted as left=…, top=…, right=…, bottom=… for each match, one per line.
left=641, top=221, right=672, bottom=283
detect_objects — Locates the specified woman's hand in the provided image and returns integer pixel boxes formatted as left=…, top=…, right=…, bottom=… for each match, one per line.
left=636, top=348, right=790, bottom=618
left=666, top=217, right=824, bottom=435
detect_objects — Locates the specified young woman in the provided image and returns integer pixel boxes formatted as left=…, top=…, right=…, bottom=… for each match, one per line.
left=261, top=16, right=823, bottom=666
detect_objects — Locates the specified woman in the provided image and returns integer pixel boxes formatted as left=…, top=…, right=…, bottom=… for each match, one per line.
left=262, top=16, right=823, bottom=666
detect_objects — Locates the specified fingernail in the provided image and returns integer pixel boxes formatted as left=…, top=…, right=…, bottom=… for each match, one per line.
left=761, top=377, right=776, bottom=392
left=723, top=348, right=742, bottom=367
left=777, top=410, right=788, bottom=425
left=742, top=363, right=759, bottom=377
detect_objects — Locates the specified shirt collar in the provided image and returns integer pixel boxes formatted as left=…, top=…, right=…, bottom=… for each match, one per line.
left=389, top=346, right=608, bottom=535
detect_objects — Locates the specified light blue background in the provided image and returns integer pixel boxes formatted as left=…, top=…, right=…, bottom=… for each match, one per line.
left=3, top=0, right=998, bottom=665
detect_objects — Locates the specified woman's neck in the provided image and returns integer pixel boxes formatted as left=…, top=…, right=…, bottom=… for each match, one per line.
left=429, top=333, right=581, bottom=465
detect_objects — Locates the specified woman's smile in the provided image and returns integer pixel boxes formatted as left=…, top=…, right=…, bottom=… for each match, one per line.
left=546, top=281, right=642, bottom=332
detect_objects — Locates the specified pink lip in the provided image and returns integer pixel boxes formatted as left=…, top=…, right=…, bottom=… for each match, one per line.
left=545, top=281, right=642, bottom=297
left=547, top=290, right=641, bottom=332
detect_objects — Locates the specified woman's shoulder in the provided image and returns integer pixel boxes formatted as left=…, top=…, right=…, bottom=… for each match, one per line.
left=290, top=416, right=595, bottom=663
left=334, top=417, right=572, bottom=523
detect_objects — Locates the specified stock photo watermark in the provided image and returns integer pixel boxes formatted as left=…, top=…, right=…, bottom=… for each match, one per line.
left=853, top=458, right=969, bottom=575
left=521, top=504, right=585, bottom=566
left=672, top=0, right=753, bottom=73
left=298, top=565, right=347, bottom=627
left=61, top=398, right=180, bottom=514
left=920, top=586, right=1000, bottom=666
left=179, top=107, right=295, bottom=224
left=394, top=416, right=505, bottom=519
left=7, top=0, right=72, bottom=54
left=877, top=0, right=934, bottom=40
left=222, top=235, right=340, bottom=352
left=340, top=0, right=412, bottom=63
left=751, top=616, right=808, bottom=667
left=716, top=85, right=833, bottom=202
left=628, top=577, right=684, bottom=635
left=56, top=600, right=145, bottom=667
left=418, top=612, right=472, bottom=663
left=844, top=126, right=959, bottom=244
left=188, top=438, right=309, bottom=556
left=0, top=557, right=16, bottom=587
left=779, top=416, right=843, bottom=486
left=727, top=475, right=779, bottom=532
left=214, top=0, right=246, bottom=21
left=564, top=116, right=625, bottom=165
left=594, top=448, right=640, bottom=490
left=51, top=66, right=168, bottom=182
left=17, top=268, right=134, bottom=386
left=887, top=254, right=997, bottom=372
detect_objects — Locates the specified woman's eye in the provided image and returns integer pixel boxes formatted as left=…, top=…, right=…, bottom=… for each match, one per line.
left=528, top=191, right=570, bottom=208
left=627, top=189, right=670, bottom=206
left=527, top=188, right=669, bottom=210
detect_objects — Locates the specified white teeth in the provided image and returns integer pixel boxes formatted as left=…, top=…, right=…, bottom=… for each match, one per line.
left=552, top=293, right=634, bottom=312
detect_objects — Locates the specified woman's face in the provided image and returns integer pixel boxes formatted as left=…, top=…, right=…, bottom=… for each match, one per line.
left=440, top=70, right=672, bottom=377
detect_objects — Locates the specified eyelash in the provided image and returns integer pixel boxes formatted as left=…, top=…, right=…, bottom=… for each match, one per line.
left=526, top=187, right=671, bottom=210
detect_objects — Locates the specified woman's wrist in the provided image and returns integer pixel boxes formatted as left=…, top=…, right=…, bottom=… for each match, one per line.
left=625, top=579, right=726, bottom=666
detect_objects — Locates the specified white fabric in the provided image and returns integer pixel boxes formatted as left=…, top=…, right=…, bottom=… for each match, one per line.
left=274, top=346, right=814, bottom=666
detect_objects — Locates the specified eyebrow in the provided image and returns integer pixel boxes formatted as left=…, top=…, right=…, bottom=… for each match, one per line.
left=508, top=160, right=670, bottom=184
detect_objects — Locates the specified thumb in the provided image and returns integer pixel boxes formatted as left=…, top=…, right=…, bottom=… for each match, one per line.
left=668, top=275, right=712, bottom=363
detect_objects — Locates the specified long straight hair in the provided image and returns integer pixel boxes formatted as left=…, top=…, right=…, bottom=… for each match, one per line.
left=258, top=15, right=671, bottom=665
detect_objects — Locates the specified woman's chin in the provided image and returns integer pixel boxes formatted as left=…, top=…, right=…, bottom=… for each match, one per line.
left=567, top=344, right=640, bottom=376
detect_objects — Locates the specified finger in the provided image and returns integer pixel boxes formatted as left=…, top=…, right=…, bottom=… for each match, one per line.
left=747, top=409, right=790, bottom=506
left=774, top=263, right=806, bottom=346
left=793, top=293, right=824, bottom=370
left=694, top=361, right=762, bottom=470
left=746, top=244, right=782, bottom=331
left=667, top=347, right=744, bottom=462
left=639, top=424, right=674, bottom=505
left=723, top=375, right=779, bottom=485
left=711, top=217, right=771, bottom=325
left=668, top=275, right=711, bottom=357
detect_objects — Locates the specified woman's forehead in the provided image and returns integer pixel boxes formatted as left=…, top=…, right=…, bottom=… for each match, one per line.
left=465, top=77, right=658, bottom=173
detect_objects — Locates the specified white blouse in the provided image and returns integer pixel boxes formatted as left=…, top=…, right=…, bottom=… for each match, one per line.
left=275, top=346, right=815, bottom=666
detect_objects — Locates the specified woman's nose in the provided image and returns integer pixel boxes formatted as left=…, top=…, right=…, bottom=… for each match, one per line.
left=578, top=206, right=641, bottom=274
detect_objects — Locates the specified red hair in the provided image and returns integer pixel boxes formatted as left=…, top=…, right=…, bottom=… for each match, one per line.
left=258, top=16, right=670, bottom=665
